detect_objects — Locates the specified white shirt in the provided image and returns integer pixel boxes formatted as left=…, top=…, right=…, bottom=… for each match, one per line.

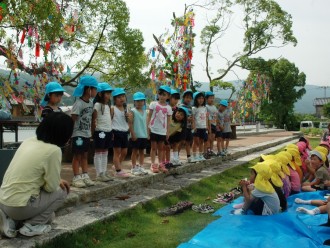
left=94, top=103, right=112, bottom=132
left=112, top=106, right=129, bottom=132
left=149, top=101, right=172, bottom=135
left=206, top=104, right=218, bottom=126
left=192, top=106, right=207, bottom=129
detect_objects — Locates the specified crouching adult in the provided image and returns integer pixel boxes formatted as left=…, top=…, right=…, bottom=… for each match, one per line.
left=0, top=112, right=73, bottom=238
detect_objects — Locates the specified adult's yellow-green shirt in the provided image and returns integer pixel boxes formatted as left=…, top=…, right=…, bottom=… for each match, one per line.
left=0, top=137, right=61, bottom=207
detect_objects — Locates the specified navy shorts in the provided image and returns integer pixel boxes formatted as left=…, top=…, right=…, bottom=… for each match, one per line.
left=72, top=136, right=90, bottom=154
left=150, top=132, right=166, bottom=143
left=216, top=131, right=223, bottom=138
left=193, top=128, right=208, bottom=142
left=222, top=132, right=232, bottom=139
left=211, top=125, right=217, bottom=134
left=94, top=131, right=113, bottom=149
left=169, top=132, right=183, bottom=145
left=184, top=128, right=193, bottom=142
left=113, top=130, right=129, bottom=148
left=130, top=138, right=148, bottom=150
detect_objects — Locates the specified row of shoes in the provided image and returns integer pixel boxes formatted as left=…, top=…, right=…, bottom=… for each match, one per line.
left=158, top=201, right=194, bottom=216
left=131, top=165, right=149, bottom=176
left=192, top=204, right=215, bottom=214
left=212, top=187, right=242, bottom=204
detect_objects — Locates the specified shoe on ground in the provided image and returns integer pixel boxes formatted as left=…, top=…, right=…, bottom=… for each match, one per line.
left=0, top=209, right=17, bottom=238
left=172, top=159, right=183, bottom=166
left=82, top=174, right=95, bottom=186
left=187, top=157, right=192, bottom=163
left=19, top=223, right=51, bottom=237
left=115, top=170, right=130, bottom=177
left=72, top=175, right=86, bottom=188
left=137, top=166, right=148, bottom=175
left=209, top=150, right=217, bottom=156
left=165, top=162, right=174, bottom=170
left=96, top=172, right=113, bottom=182
left=131, top=167, right=144, bottom=176
left=203, top=153, right=210, bottom=159
left=159, top=163, right=168, bottom=173
left=150, top=164, right=159, bottom=173
left=199, top=155, right=206, bottom=161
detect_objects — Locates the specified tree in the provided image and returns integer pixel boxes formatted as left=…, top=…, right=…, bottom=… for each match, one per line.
left=323, top=102, right=330, bottom=118
left=259, top=58, right=306, bottom=129
left=200, top=0, right=297, bottom=91
left=0, top=0, right=147, bottom=88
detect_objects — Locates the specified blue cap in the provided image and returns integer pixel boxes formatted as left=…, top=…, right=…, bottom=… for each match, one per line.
left=178, top=106, right=189, bottom=116
left=112, top=88, right=126, bottom=97
left=171, top=89, right=180, bottom=96
left=73, top=76, right=98, bottom=97
left=219, top=99, right=228, bottom=107
left=159, top=85, right=171, bottom=94
left=97, top=82, right=113, bottom=92
left=41, top=82, right=65, bottom=106
left=182, top=89, right=193, bottom=97
left=205, top=91, right=214, bottom=97
left=193, top=91, right=204, bottom=100
left=133, top=92, right=146, bottom=101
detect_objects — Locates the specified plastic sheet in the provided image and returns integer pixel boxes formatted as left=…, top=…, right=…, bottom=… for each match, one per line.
left=178, top=192, right=330, bottom=248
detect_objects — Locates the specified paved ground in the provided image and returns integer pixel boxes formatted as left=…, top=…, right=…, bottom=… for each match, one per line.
left=0, top=129, right=300, bottom=247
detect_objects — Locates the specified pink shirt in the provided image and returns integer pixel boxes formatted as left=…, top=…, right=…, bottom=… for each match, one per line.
left=289, top=167, right=301, bottom=192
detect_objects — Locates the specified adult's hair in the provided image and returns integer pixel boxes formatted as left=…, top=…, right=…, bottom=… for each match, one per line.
left=36, top=112, right=73, bottom=147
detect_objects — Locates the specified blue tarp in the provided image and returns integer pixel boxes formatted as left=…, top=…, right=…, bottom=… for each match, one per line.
left=178, top=191, right=330, bottom=248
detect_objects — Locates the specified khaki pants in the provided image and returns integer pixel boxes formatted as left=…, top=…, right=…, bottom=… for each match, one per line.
left=0, top=188, right=67, bottom=225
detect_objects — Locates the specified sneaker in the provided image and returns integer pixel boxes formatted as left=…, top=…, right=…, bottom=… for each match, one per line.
left=104, top=171, right=113, bottom=180
left=165, top=162, right=174, bottom=170
left=137, top=166, right=148, bottom=175
left=19, top=223, right=51, bottom=237
left=72, top=175, right=86, bottom=188
left=0, top=209, right=17, bottom=238
left=115, top=170, right=130, bottom=177
left=203, top=153, right=210, bottom=159
left=209, top=150, right=217, bottom=156
left=150, top=164, right=159, bottom=173
left=172, top=159, right=183, bottom=166
left=187, top=157, right=192, bottom=163
left=131, top=167, right=143, bottom=176
left=96, top=172, right=113, bottom=182
left=199, top=155, right=206, bottom=161
left=158, top=163, right=168, bottom=173
left=82, top=173, right=95, bottom=186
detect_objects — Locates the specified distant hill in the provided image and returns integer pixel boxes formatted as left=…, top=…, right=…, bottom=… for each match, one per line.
left=197, top=81, right=328, bottom=114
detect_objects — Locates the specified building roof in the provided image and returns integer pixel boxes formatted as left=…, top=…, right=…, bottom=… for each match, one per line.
left=313, top=97, right=330, bottom=106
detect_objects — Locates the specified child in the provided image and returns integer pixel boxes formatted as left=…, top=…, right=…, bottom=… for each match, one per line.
left=111, top=88, right=131, bottom=177
left=191, top=92, right=208, bottom=162
left=217, top=99, right=231, bottom=155
left=41, top=82, right=65, bottom=119
left=168, top=107, right=188, bottom=166
left=275, top=152, right=292, bottom=198
left=205, top=91, right=217, bottom=157
left=286, top=151, right=301, bottom=195
left=302, top=150, right=329, bottom=191
left=147, top=85, right=172, bottom=173
left=0, top=112, right=72, bottom=238
left=180, top=89, right=193, bottom=162
left=91, top=82, right=114, bottom=182
left=239, top=162, right=280, bottom=215
left=164, top=89, right=181, bottom=167
left=71, top=76, right=98, bottom=188
left=129, top=92, right=148, bottom=176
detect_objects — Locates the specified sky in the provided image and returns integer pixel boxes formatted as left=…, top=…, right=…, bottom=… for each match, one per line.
left=125, top=0, right=330, bottom=86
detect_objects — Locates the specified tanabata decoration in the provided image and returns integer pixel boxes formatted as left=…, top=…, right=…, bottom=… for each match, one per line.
left=232, top=74, right=271, bottom=124
left=148, top=9, right=195, bottom=96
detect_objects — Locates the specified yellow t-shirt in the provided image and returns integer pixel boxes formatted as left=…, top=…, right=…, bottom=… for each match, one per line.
left=169, top=121, right=182, bottom=136
left=0, top=137, right=62, bottom=207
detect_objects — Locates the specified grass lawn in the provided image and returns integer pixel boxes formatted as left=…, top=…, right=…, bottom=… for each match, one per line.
left=39, top=138, right=321, bottom=248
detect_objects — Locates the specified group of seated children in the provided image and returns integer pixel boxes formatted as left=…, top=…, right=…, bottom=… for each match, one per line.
left=237, top=137, right=330, bottom=216
left=39, top=76, right=233, bottom=188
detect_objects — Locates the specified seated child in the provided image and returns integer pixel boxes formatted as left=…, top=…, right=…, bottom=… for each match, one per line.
left=239, top=161, right=280, bottom=215
left=302, top=150, right=329, bottom=192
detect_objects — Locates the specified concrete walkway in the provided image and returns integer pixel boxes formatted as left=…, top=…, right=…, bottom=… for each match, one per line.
left=0, top=130, right=300, bottom=247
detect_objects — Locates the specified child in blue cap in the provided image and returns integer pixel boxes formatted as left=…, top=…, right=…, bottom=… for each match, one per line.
left=129, top=92, right=148, bottom=176
left=110, top=88, right=131, bottom=177
left=92, top=82, right=114, bottom=182
left=205, top=91, right=217, bottom=158
left=41, top=82, right=65, bottom=119
left=147, top=85, right=172, bottom=173
left=217, top=99, right=231, bottom=156
left=71, top=76, right=98, bottom=188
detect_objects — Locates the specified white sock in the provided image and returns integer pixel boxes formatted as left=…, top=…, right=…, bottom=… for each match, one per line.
left=102, top=151, right=108, bottom=174
left=170, top=151, right=174, bottom=161
left=296, top=207, right=320, bottom=215
left=94, top=153, right=102, bottom=176
left=174, top=151, right=179, bottom=160
left=295, top=198, right=311, bottom=204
